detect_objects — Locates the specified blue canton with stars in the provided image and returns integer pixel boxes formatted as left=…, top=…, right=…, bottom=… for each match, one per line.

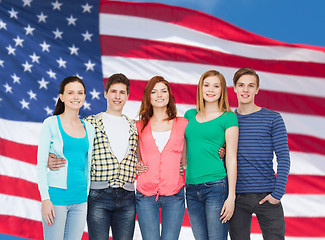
left=0, top=0, right=106, bottom=122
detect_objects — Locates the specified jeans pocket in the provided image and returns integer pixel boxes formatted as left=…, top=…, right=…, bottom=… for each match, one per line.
left=204, top=179, right=226, bottom=188
left=135, top=190, right=146, bottom=200
left=172, top=187, right=185, bottom=199
left=89, top=188, right=104, bottom=200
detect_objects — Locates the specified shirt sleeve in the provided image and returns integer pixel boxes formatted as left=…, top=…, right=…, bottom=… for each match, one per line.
left=224, top=112, right=239, bottom=129
left=270, top=113, right=291, bottom=200
left=36, top=118, right=52, bottom=201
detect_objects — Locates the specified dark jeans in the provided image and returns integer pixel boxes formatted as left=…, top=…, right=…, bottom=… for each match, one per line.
left=136, top=187, right=185, bottom=240
left=186, top=178, right=228, bottom=240
left=229, top=193, right=285, bottom=240
left=87, top=187, right=136, bottom=240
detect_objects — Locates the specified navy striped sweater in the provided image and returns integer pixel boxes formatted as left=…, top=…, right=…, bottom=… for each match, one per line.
left=235, top=107, right=290, bottom=200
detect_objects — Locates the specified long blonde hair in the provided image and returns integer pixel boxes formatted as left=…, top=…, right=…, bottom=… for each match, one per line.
left=196, top=70, right=231, bottom=114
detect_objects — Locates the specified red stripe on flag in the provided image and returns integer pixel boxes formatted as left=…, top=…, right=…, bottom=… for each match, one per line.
left=251, top=216, right=325, bottom=237
left=288, top=133, right=325, bottom=155
left=99, top=1, right=299, bottom=48
left=0, top=176, right=40, bottom=201
left=0, top=215, right=43, bottom=240
left=1, top=173, right=324, bottom=204
left=0, top=138, right=37, bottom=165
left=128, top=79, right=325, bottom=117
left=286, top=175, right=325, bottom=194
left=101, top=35, right=325, bottom=78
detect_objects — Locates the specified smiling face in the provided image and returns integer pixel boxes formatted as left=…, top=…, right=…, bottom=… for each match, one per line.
left=234, top=74, right=259, bottom=105
left=202, top=76, right=222, bottom=104
left=150, top=82, right=170, bottom=109
left=104, top=82, right=129, bottom=115
left=59, top=81, right=86, bottom=111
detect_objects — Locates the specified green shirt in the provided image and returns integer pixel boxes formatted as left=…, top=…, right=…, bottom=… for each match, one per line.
left=184, top=109, right=238, bottom=184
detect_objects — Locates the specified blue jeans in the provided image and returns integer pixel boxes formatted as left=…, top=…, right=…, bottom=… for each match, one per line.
left=42, top=202, right=87, bottom=240
left=136, top=187, right=185, bottom=240
left=186, top=178, right=228, bottom=240
left=229, top=192, right=285, bottom=240
left=87, top=187, right=136, bottom=240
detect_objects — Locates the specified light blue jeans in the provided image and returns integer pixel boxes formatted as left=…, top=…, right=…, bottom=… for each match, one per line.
left=136, top=187, right=185, bottom=240
left=42, top=202, right=87, bottom=240
left=186, top=178, right=228, bottom=240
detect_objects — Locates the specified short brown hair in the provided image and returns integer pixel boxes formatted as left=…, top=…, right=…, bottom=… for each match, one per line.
left=138, top=76, right=177, bottom=131
left=105, top=73, right=130, bottom=94
left=233, top=68, right=259, bottom=88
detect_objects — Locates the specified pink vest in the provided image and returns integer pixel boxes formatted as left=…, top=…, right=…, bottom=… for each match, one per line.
left=136, top=117, right=188, bottom=197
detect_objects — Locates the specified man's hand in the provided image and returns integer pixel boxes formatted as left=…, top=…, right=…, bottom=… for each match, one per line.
left=48, top=153, right=66, bottom=171
left=219, top=147, right=226, bottom=159
left=136, top=161, right=148, bottom=175
left=259, top=194, right=280, bottom=205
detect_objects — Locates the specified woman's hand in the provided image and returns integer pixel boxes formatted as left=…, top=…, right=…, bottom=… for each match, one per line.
left=220, top=196, right=235, bottom=223
left=41, top=199, right=56, bottom=226
left=136, top=161, right=148, bottom=175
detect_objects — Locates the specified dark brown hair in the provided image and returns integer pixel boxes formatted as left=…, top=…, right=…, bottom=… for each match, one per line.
left=105, top=73, right=130, bottom=94
left=53, top=76, right=85, bottom=115
left=233, top=68, right=260, bottom=88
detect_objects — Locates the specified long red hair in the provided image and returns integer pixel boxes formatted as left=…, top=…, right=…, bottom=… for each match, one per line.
left=138, top=76, right=177, bottom=131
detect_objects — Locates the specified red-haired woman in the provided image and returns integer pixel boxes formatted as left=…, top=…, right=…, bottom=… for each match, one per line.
left=136, top=76, right=187, bottom=240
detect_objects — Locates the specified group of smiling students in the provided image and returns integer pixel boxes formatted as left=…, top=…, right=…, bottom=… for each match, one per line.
left=37, top=68, right=290, bottom=240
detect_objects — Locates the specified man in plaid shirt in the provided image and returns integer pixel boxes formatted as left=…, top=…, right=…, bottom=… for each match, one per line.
left=49, top=74, right=138, bottom=240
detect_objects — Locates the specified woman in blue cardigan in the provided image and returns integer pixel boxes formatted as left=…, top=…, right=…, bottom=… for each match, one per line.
left=37, top=76, right=95, bottom=240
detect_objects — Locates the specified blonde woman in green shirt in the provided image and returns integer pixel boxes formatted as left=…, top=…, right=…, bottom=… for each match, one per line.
left=184, top=70, right=239, bottom=240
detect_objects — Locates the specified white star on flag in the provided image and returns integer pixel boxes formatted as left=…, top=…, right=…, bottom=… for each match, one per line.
left=11, top=74, right=21, bottom=84
left=6, top=45, right=16, bottom=55
left=83, top=100, right=91, bottom=110
left=37, top=12, right=48, bottom=23
left=56, top=58, right=67, bottom=68
left=69, top=44, right=79, bottom=55
left=66, top=15, right=77, bottom=26
left=0, top=60, right=4, bottom=68
left=27, top=90, right=37, bottom=100
left=84, top=60, right=95, bottom=71
left=8, top=8, right=18, bottom=19
left=46, top=69, right=57, bottom=79
left=82, top=31, right=93, bottom=41
left=81, top=3, right=93, bottom=13
left=90, top=88, right=100, bottom=100
left=13, top=36, right=24, bottom=47
left=0, top=20, right=7, bottom=30
left=22, top=0, right=33, bottom=7
left=30, top=52, right=40, bottom=63
left=4, top=83, right=13, bottom=93
left=44, top=106, right=53, bottom=115
left=38, top=78, right=49, bottom=89
left=53, top=28, right=63, bottom=39
left=24, top=24, right=35, bottom=35
left=51, top=0, right=62, bottom=10
left=19, top=99, right=30, bottom=109
left=22, top=61, right=33, bottom=72
left=40, top=41, right=50, bottom=52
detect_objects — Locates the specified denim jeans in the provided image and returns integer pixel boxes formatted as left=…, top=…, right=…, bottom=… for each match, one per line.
left=42, top=202, right=87, bottom=240
left=186, top=178, right=228, bottom=240
left=229, top=192, right=285, bottom=240
left=87, top=187, right=136, bottom=240
left=136, top=186, right=185, bottom=240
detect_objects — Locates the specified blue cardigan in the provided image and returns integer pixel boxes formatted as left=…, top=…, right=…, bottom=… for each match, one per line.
left=37, top=116, right=95, bottom=201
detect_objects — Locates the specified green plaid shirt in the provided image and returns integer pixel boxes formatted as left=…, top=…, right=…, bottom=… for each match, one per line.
left=84, top=113, right=137, bottom=187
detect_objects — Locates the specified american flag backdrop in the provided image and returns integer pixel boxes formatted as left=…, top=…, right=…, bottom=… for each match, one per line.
left=1, top=0, right=325, bottom=239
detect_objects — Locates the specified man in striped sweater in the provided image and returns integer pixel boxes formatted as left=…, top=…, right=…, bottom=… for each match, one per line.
left=229, top=68, right=290, bottom=240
